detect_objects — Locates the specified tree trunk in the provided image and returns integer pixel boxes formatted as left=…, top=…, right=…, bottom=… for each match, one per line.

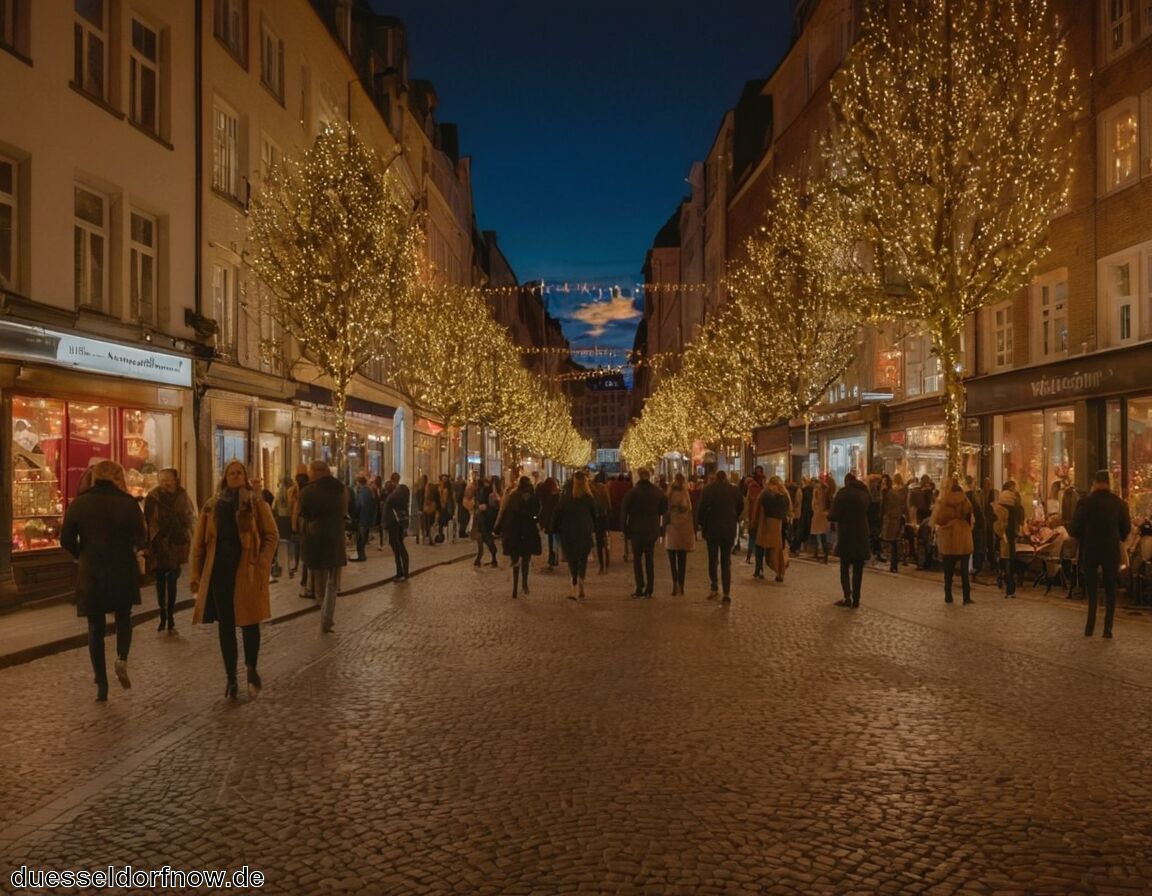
left=333, top=376, right=349, bottom=484
left=934, top=315, right=965, bottom=483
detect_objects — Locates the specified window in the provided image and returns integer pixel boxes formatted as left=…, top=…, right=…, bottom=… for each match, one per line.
left=1107, top=0, right=1133, bottom=57
left=214, top=0, right=246, bottom=63
left=129, top=17, right=160, bottom=133
left=212, top=102, right=241, bottom=199
left=260, top=134, right=279, bottom=182
left=212, top=262, right=237, bottom=358
left=260, top=18, right=283, bottom=100
left=1103, top=257, right=1136, bottom=346
left=129, top=212, right=156, bottom=325
left=73, top=0, right=107, bottom=100
left=73, top=185, right=107, bottom=311
left=0, top=156, right=15, bottom=289
left=1032, top=271, right=1069, bottom=360
left=1103, top=102, right=1139, bottom=191
left=992, top=303, right=1014, bottom=369
left=1, top=0, right=25, bottom=55
left=903, top=330, right=942, bottom=396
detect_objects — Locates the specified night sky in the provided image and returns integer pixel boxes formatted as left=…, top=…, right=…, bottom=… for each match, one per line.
left=369, top=0, right=796, bottom=355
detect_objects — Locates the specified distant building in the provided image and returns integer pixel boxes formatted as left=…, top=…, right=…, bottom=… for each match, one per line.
left=573, top=371, right=629, bottom=456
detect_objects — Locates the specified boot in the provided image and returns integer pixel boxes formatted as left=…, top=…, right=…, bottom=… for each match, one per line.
left=578, top=578, right=586, bottom=599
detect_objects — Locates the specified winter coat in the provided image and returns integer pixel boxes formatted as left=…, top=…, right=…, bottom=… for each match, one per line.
left=299, top=475, right=349, bottom=569
left=664, top=487, right=696, bottom=551
left=537, top=483, right=560, bottom=533
left=553, top=491, right=597, bottom=559
left=744, top=479, right=764, bottom=526
left=353, top=484, right=377, bottom=528
left=996, top=489, right=1025, bottom=540
left=1068, top=488, right=1132, bottom=567
left=591, top=482, right=612, bottom=531
left=697, top=480, right=744, bottom=545
left=60, top=479, right=146, bottom=617
left=144, top=485, right=196, bottom=570
left=755, top=490, right=790, bottom=551
left=621, top=480, right=668, bottom=543
left=384, top=484, right=410, bottom=529
left=880, top=486, right=906, bottom=542
left=932, top=488, right=974, bottom=557
left=190, top=488, right=278, bottom=627
left=607, top=479, right=631, bottom=530
left=810, top=483, right=831, bottom=536
left=497, top=489, right=543, bottom=557
left=828, top=480, right=871, bottom=561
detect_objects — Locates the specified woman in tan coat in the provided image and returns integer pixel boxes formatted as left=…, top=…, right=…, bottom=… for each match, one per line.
left=663, top=473, right=695, bottom=595
left=756, top=477, right=792, bottom=582
left=191, top=460, right=278, bottom=699
left=932, top=479, right=975, bottom=605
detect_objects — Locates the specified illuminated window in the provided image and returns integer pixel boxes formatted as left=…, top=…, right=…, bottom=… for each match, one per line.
left=212, top=101, right=241, bottom=199
left=73, top=0, right=107, bottom=100
left=212, top=262, right=238, bottom=358
left=1100, top=255, right=1138, bottom=346
left=992, top=303, right=1014, bottom=370
left=74, top=185, right=107, bottom=311
left=1032, top=270, right=1068, bottom=360
left=1103, top=103, right=1139, bottom=191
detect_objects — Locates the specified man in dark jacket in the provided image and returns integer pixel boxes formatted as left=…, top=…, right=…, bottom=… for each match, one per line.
left=828, top=472, right=871, bottom=608
left=620, top=468, right=668, bottom=598
left=351, top=475, right=376, bottom=562
left=383, top=472, right=411, bottom=581
left=1068, top=469, right=1132, bottom=638
left=697, top=470, right=744, bottom=603
left=300, top=460, right=349, bottom=633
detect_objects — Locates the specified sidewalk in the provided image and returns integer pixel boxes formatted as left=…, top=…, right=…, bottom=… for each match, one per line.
left=0, top=536, right=474, bottom=670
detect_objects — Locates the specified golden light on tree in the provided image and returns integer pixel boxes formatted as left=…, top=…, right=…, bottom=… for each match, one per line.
left=246, top=121, right=422, bottom=476
left=829, top=0, right=1078, bottom=477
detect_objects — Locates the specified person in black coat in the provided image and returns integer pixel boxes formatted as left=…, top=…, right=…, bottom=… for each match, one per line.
left=620, top=468, right=669, bottom=598
left=60, top=461, right=146, bottom=701
left=495, top=476, right=542, bottom=598
left=1068, top=469, right=1132, bottom=638
left=299, top=460, right=348, bottom=634
left=828, top=472, right=871, bottom=608
left=553, top=470, right=598, bottom=600
left=696, top=470, right=744, bottom=602
left=383, top=472, right=411, bottom=581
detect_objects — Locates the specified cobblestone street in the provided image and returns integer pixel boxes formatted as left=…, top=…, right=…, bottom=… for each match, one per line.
left=2, top=551, right=1151, bottom=895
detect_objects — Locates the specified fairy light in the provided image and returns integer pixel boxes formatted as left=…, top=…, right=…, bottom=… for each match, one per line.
left=827, top=0, right=1077, bottom=478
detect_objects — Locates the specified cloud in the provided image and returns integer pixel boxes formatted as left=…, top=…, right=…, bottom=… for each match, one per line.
left=570, top=295, right=642, bottom=338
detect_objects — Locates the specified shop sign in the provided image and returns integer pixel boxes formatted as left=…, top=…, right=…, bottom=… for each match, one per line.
left=0, top=320, right=191, bottom=388
left=966, top=344, right=1152, bottom=415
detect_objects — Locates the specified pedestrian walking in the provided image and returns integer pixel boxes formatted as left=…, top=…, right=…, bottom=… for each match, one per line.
left=473, top=475, right=501, bottom=567
left=664, top=472, right=695, bottom=595
left=992, top=481, right=1024, bottom=597
left=61, top=461, right=146, bottom=702
left=434, top=474, right=455, bottom=543
left=744, top=467, right=765, bottom=565
left=553, top=470, right=598, bottom=599
left=1068, top=470, right=1132, bottom=639
left=143, top=467, right=196, bottom=634
left=756, top=476, right=791, bottom=583
left=273, top=476, right=295, bottom=571
left=933, top=479, right=975, bottom=605
left=697, top=470, right=743, bottom=603
left=189, top=460, right=278, bottom=699
left=461, top=473, right=477, bottom=539
left=299, top=460, right=349, bottom=634
left=609, top=473, right=633, bottom=561
left=537, top=476, right=561, bottom=568
left=591, top=471, right=612, bottom=572
left=797, top=477, right=814, bottom=553
left=965, top=476, right=987, bottom=578
left=453, top=474, right=469, bottom=539
left=880, top=473, right=906, bottom=573
left=809, top=477, right=832, bottom=562
left=621, top=468, right=668, bottom=598
left=351, top=475, right=376, bottom=562
left=289, top=464, right=310, bottom=591
left=494, top=476, right=541, bottom=598
left=828, top=472, right=870, bottom=608
left=383, top=473, right=411, bottom=581
left=422, top=474, right=442, bottom=545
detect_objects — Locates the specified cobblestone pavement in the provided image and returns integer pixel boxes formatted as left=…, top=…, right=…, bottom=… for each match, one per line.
left=2, top=551, right=1152, bottom=895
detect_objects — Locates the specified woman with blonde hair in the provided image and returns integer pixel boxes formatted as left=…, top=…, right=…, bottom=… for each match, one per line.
left=190, top=460, right=278, bottom=699
left=552, top=470, right=598, bottom=599
left=756, top=476, right=792, bottom=583
left=61, top=461, right=146, bottom=701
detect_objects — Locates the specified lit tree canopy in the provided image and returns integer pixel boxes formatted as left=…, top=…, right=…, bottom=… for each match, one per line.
left=829, top=0, right=1078, bottom=477
left=246, top=121, right=421, bottom=474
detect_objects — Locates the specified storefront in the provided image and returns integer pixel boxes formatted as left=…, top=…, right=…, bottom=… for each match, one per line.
left=1, top=320, right=192, bottom=602
left=871, top=399, right=979, bottom=486
left=966, top=343, right=1152, bottom=522
left=413, top=417, right=444, bottom=483
left=752, top=423, right=790, bottom=480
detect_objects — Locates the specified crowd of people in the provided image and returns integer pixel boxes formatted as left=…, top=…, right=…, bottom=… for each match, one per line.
left=59, top=457, right=1142, bottom=703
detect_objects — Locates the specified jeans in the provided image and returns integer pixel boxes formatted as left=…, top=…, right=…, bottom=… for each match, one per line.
left=631, top=538, right=656, bottom=594
left=211, top=587, right=261, bottom=678
left=667, top=549, right=687, bottom=590
left=839, top=558, right=865, bottom=605
left=155, top=568, right=179, bottom=624
left=1082, top=557, right=1118, bottom=635
left=387, top=523, right=409, bottom=578
left=355, top=525, right=371, bottom=560
left=745, top=527, right=757, bottom=559
left=942, top=554, right=971, bottom=603
left=87, top=609, right=132, bottom=684
left=312, top=567, right=341, bottom=629
left=706, top=538, right=732, bottom=596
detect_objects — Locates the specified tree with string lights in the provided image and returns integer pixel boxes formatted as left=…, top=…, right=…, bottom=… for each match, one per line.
left=246, top=121, right=422, bottom=476
left=828, top=0, right=1077, bottom=478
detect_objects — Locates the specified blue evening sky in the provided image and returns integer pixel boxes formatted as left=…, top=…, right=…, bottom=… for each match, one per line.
left=370, top=0, right=796, bottom=355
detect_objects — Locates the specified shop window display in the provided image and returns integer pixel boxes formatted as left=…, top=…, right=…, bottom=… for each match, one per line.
left=995, top=407, right=1075, bottom=522
left=11, top=398, right=65, bottom=552
left=121, top=409, right=172, bottom=500
left=1129, top=396, right=1152, bottom=520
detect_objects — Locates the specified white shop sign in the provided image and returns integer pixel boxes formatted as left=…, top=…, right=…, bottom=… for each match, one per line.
left=0, top=320, right=192, bottom=388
